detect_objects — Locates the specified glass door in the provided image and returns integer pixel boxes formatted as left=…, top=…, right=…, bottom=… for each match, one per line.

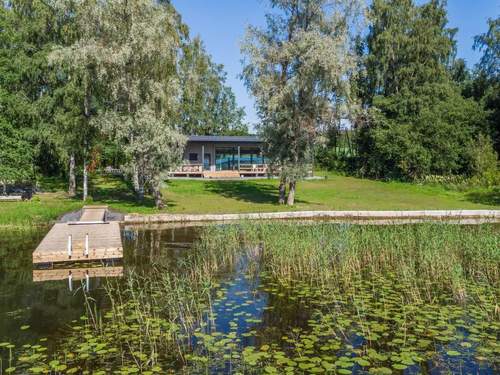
left=203, top=153, right=211, bottom=171
left=216, top=148, right=237, bottom=170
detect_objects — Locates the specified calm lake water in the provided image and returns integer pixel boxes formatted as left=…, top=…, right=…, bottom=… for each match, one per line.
left=0, top=224, right=498, bottom=374
left=0, top=225, right=199, bottom=349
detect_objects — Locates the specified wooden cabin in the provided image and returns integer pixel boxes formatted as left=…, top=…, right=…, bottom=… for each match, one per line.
left=170, top=135, right=269, bottom=178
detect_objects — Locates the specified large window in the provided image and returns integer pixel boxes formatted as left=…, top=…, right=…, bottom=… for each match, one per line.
left=215, top=148, right=237, bottom=171
left=239, top=148, right=265, bottom=165
left=215, top=147, right=267, bottom=170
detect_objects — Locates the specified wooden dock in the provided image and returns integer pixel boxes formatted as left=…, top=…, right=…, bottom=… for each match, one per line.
left=33, top=206, right=123, bottom=264
left=33, top=266, right=123, bottom=282
left=79, top=205, right=107, bottom=222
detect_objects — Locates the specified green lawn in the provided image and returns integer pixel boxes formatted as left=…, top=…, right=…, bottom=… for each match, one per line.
left=0, top=173, right=498, bottom=226
left=164, top=173, right=499, bottom=213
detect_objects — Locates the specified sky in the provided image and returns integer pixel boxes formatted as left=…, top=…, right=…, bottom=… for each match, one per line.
left=172, top=0, right=500, bottom=129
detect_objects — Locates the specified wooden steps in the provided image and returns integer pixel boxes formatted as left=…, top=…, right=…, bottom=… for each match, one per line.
left=79, top=205, right=107, bottom=222
left=203, top=170, right=241, bottom=179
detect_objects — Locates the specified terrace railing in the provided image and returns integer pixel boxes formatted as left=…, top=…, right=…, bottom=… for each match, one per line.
left=171, top=164, right=203, bottom=174
left=239, top=164, right=268, bottom=174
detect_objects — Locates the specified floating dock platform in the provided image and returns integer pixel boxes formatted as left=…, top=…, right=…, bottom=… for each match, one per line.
left=33, top=206, right=123, bottom=264
left=33, top=266, right=123, bottom=282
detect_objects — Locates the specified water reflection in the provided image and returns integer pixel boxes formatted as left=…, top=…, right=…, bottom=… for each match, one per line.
left=0, top=224, right=200, bottom=348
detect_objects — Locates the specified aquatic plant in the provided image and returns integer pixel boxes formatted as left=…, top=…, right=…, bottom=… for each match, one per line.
left=2, top=223, right=498, bottom=374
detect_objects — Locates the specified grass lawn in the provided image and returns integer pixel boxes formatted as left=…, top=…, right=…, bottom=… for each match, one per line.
left=0, top=173, right=498, bottom=226
left=164, top=173, right=499, bottom=213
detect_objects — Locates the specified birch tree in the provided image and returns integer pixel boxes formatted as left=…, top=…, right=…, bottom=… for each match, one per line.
left=51, top=0, right=186, bottom=208
left=241, top=0, right=363, bottom=205
left=49, top=0, right=101, bottom=201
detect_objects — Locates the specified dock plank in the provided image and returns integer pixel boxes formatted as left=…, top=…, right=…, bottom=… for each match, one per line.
left=80, top=206, right=107, bottom=222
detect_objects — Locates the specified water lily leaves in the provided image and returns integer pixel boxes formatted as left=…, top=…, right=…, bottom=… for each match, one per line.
left=264, top=365, right=278, bottom=373
left=392, top=363, right=408, bottom=370
left=28, top=367, right=46, bottom=374
left=20, top=325, right=30, bottom=330
left=298, top=362, right=314, bottom=370
left=355, top=358, right=370, bottom=367
left=446, top=350, right=461, bottom=357
left=369, top=367, right=393, bottom=375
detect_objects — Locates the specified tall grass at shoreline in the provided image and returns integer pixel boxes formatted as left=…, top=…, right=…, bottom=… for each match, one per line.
left=233, top=222, right=499, bottom=300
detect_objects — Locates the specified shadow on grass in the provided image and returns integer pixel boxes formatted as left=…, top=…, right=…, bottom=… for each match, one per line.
left=465, top=188, right=500, bottom=206
left=89, top=175, right=157, bottom=209
left=38, top=176, right=69, bottom=193
left=204, top=180, right=309, bottom=205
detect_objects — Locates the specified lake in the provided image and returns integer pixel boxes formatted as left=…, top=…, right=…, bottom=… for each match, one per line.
left=0, top=223, right=498, bottom=374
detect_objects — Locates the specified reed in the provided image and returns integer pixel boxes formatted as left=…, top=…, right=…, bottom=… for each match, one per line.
left=207, top=222, right=499, bottom=301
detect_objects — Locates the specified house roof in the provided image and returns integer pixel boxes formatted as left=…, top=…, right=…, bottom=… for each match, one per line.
left=187, top=135, right=262, bottom=143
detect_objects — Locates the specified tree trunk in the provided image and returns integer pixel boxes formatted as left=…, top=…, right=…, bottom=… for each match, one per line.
left=68, top=154, right=76, bottom=197
left=137, top=181, right=144, bottom=202
left=83, top=75, right=91, bottom=203
left=83, top=159, right=88, bottom=201
left=153, top=181, right=164, bottom=209
left=278, top=176, right=287, bottom=204
left=132, top=164, right=140, bottom=193
left=287, top=180, right=296, bottom=206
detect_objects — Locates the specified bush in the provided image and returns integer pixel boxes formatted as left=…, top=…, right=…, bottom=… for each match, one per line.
left=355, top=83, right=489, bottom=180
left=467, top=134, right=499, bottom=187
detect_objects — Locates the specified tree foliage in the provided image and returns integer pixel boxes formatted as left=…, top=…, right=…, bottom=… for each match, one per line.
left=354, top=0, right=495, bottom=181
left=0, top=0, right=71, bottom=179
left=0, top=119, right=33, bottom=184
left=179, top=37, right=247, bottom=136
left=0, top=0, right=244, bottom=204
left=242, top=0, right=362, bottom=205
left=363, top=0, right=456, bottom=102
left=51, top=0, right=187, bottom=207
left=468, top=16, right=500, bottom=154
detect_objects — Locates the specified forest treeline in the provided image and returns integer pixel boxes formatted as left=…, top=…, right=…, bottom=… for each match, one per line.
left=317, top=0, right=499, bottom=186
left=0, top=0, right=498, bottom=207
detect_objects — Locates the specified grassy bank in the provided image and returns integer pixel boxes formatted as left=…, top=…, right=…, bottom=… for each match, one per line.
left=164, top=174, right=499, bottom=213
left=0, top=173, right=498, bottom=226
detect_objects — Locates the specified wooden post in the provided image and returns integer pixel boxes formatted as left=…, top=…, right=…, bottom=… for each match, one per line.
left=85, top=271, right=90, bottom=292
left=67, top=235, right=72, bottom=258
left=85, top=233, right=89, bottom=257
left=238, top=146, right=241, bottom=171
left=202, top=145, right=205, bottom=171
left=68, top=271, right=73, bottom=292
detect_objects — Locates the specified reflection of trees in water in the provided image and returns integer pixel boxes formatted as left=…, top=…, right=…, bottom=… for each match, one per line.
left=0, top=228, right=110, bottom=346
left=256, top=283, right=313, bottom=344
left=122, top=226, right=200, bottom=272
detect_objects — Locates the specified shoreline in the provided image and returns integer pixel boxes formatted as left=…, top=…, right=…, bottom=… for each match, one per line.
left=124, top=209, right=500, bottom=224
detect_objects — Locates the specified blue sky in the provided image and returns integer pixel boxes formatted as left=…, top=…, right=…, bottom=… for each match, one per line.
left=172, top=0, right=499, bottom=129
